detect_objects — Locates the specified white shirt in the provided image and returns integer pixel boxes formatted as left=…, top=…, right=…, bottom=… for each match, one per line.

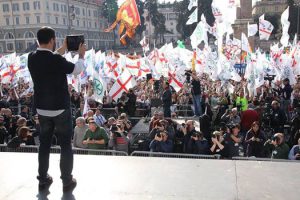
left=35, top=48, right=85, bottom=117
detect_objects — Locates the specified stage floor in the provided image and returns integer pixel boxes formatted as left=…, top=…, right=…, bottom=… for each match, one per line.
left=0, top=152, right=299, bottom=200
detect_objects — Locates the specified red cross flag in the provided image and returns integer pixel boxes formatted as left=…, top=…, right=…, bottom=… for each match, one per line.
left=0, top=64, right=20, bottom=83
left=105, top=56, right=120, bottom=80
left=139, top=36, right=149, bottom=52
left=168, top=71, right=185, bottom=92
left=109, top=69, right=137, bottom=101
left=126, top=57, right=140, bottom=76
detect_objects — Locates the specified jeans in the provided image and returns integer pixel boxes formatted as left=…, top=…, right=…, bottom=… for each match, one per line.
left=192, top=94, right=202, bottom=116
left=38, top=108, right=73, bottom=185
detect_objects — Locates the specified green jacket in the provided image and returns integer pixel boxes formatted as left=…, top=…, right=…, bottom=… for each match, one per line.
left=236, top=97, right=248, bottom=111
left=83, top=127, right=108, bottom=149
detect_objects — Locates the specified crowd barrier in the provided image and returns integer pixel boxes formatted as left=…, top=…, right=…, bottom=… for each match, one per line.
left=130, top=151, right=221, bottom=159
left=1, top=144, right=299, bottom=163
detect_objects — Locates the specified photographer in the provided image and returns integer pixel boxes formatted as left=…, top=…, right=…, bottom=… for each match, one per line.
left=288, top=138, right=300, bottom=160
left=223, top=124, right=243, bottom=158
left=221, top=107, right=241, bottom=125
left=149, top=131, right=173, bottom=153
left=210, top=131, right=225, bottom=156
left=108, top=123, right=129, bottom=153
left=270, top=101, right=287, bottom=133
left=118, top=113, right=132, bottom=133
left=82, top=118, right=108, bottom=149
left=7, top=126, right=33, bottom=148
left=190, top=71, right=202, bottom=117
left=180, top=120, right=199, bottom=153
left=244, top=121, right=266, bottom=158
left=186, top=131, right=209, bottom=154
left=264, top=133, right=289, bottom=159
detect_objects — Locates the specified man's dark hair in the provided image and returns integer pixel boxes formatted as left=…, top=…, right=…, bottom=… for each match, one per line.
left=37, top=27, right=55, bottom=45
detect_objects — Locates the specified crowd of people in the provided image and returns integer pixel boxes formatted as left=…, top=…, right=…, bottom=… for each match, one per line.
left=1, top=69, right=300, bottom=161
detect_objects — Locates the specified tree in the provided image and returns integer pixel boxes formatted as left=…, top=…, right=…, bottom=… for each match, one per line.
left=102, top=0, right=118, bottom=24
left=136, top=0, right=146, bottom=41
left=174, top=0, right=215, bottom=40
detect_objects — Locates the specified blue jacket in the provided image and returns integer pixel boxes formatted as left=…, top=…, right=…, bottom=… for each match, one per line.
left=149, top=139, right=173, bottom=153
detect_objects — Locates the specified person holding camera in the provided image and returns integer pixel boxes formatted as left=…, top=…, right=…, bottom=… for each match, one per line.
left=288, top=138, right=300, bottom=160
left=82, top=118, right=108, bottom=149
left=180, top=120, right=199, bottom=153
left=7, top=126, right=32, bottom=148
left=186, top=131, right=209, bottom=154
left=244, top=121, right=266, bottom=158
left=190, top=71, right=202, bottom=117
left=149, top=131, right=173, bottom=153
left=210, top=131, right=225, bottom=156
left=221, top=107, right=241, bottom=125
left=108, top=123, right=129, bottom=153
left=264, top=133, right=289, bottom=159
left=223, top=124, right=243, bottom=158
left=28, top=27, right=86, bottom=192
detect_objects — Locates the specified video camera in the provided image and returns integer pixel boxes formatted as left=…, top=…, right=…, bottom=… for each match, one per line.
left=66, top=35, right=84, bottom=51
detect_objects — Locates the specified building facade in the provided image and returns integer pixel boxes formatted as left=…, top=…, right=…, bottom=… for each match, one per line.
left=252, top=0, right=289, bottom=17
left=143, top=4, right=181, bottom=45
left=0, top=0, right=113, bottom=54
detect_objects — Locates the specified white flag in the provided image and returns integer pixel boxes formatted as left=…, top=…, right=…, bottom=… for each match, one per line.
left=190, top=15, right=208, bottom=49
left=259, top=15, right=274, bottom=40
left=241, top=33, right=251, bottom=53
left=108, top=69, right=137, bottom=101
left=247, top=23, right=258, bottom=37
left=92, top=69, right=107, bottom=103
left=280, top=7, right=290, bottom=47
left=186, top=8, right=198, bottom=25
left=188, top=0, right=198, bottom=10
left=139, top=36, right=149, bottom=52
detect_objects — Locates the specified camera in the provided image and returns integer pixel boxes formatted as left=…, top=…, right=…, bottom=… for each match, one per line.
left=156, top=132, right=161, bottom=137
left=181, top=123, right=186, bottom=128
left=192, top=132, right=201, bottom=138
left=271, top=135, right=280, bottom=143
left=66, top=35, right=84, bottom=51
left=110, top=124, right=122, bottom=137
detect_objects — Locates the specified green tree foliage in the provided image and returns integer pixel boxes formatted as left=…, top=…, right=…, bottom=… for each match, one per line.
left=102, top=0, right=118, bottom=23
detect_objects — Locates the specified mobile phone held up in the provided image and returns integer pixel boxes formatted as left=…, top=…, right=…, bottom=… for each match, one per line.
left=66, top=35, right=84, bottom=51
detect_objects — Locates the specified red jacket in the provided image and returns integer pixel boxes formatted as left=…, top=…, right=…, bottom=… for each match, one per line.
left=241, top=109, right=259, bottom=131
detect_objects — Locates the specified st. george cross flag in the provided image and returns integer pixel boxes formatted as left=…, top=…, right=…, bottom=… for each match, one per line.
left=247, top=23, right=258, bottom=37
left=280, top=7, right=290, bottom=47
left=109, top=69, right=137, bottom=101
left=259, top=14, right=274, bottom=40
left=188, top=0, right=198, bottom=11
left=186, top=7, right=198, bottom=25
left=168, top=71, right=186, bottom=92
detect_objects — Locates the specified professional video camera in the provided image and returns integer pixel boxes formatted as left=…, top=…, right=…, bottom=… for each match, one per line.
left=261, top=102, right=274, bottom=138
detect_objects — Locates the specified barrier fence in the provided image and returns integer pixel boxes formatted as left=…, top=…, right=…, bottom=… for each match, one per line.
left=0, top=144, right=299, bottom=163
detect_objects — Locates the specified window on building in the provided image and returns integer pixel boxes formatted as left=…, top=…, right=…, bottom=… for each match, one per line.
left=83, top=21, right=86, bottom=27
left=75, top=7, right=80, bottom=15
left=275, top=6, right=278, bottom=12
left=170, top=22, right=173, bottom=26
left=55, top=17, right=59, bottom=24
left=64, top=5, right=67, bottom=13
left=83, top=8, right=85, bottom=16
left=15, top=17, right=19, bottom=25
left=63, top=18, right=66, bottom=25
left=94, top=10, right=97, bottom=17
left=6, top=18, right=10, bottom=26
left=36, top=16, right=40, bottom=23
left=26, top=16, right=30, bottom=24
left=5, top=32, right=14, bottom=39
left=262, top=7, right=266, bottom=13
left=23, top=2, right=30, bottom=11
left=89, top=22, right=91, bottom=28
left=46, top=1, right=49, bottom=10
left=12, top=3, right=19, bottom=12
left=16, top=42, right=23, bottom=51
left=47, top=16, right=50, bottom=24
left=77, top=20, right=80, bottom=26
left=25, top=31, right=35, bottom=38
left=95, top=22, right=97, bottom=28
left=3, top=4, right=9, bottom=12
left=6, top=43, right=14, bottom=51
left=34, top=1, right=41, bottom=10
left=88, top=9, right=91, bottom=17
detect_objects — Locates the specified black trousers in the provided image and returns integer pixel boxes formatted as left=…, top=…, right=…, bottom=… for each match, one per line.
left=38, top=108, right=73, bottom=185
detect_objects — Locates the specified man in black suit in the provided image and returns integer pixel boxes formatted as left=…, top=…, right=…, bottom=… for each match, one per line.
left=162, top=82, right=172, bottom=118
left=28, top=27, right=86, bottom=192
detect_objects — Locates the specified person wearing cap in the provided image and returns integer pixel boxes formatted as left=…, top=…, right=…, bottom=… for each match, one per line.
left=93, top=107, right=106, bottom=127
left=162, top=81, right=172, bottom=118
left=82, top=118, right=108, bottom=149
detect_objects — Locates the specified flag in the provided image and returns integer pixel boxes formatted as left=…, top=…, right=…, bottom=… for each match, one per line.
left=92, top=69, right=107, bottom=103
left=108, top=69, right=137, bottom=101
left=186, top=8, right=198, bottom=25
left=212, top=0, right=222, bottom=23
left=188, top=0, right=198, bottom=10
left=280, top=7, right=290, bottom=47
left=241, top=33, right=251, bottom=53
left=168, top=71, right=185, bottom=92
left=105, top=0, right=141, bottom=46
left=139, top=36, right=149, bottom=52
left=259, top=14, right=274, bottom=40
left=247, top=23, right=258, bottom=37
left=190, top=15, right=208, bottom=49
